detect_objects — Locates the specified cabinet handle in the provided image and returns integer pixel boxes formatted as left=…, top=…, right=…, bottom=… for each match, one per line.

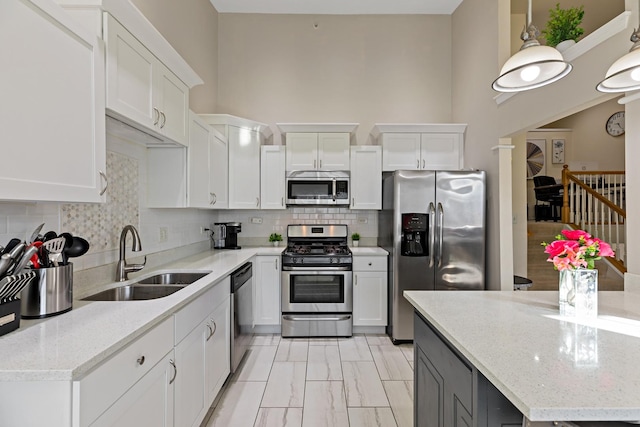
left=169, top=359, right=177, bottom=384
left=212, top=321, right=217, bottom=337
left=355, top=274, right=358, bottom=285
left=368, top=262, right=372, bottom=266
left=319, top=159, right=322, bottom=168
left=160, top=111, right=166, bottom=129
left=281, top=197, right=284, bottom=207
left=137, top=355, right=145, bottom=366
left=256, top=197, right=260, bottom=207
left=275, top=259, right=278, bottom=270
left=352, top=197, right=355, bottom=206
left=99, top=170, right=108, bottom=196
left=417, top=159, right=420, bottom=168
left=314, top=159, right=317, bottom=169
left=206, top=323, right=214, bottom=341
left=422, top=159, right=425, bottom=169
left=153, top=108, right=160, bottom=125
left=210, top=193, right=216, bottom=205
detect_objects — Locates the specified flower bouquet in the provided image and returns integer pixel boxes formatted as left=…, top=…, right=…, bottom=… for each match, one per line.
left=542, top=229, right=614, bottom=317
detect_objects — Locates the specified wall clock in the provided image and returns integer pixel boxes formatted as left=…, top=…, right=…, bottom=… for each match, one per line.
left=552, top=139, right=565, bottom=164
left=606, top=111, right=625, bottom=136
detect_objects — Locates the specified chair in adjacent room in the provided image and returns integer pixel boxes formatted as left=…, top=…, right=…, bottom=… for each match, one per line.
left=533, top=176, right=563, bottom=222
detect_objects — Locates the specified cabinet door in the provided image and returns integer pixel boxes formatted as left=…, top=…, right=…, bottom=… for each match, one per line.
left=210, top=131, right=229, bottom=208
left=350, top=146, right=382, bottom=210
left=228, top=126, right=261, bottom=209
left=156, top=63, right=189, bottom=146
left=188, top=112, right=212, bottom=208
left=254, top=256, right=281, bottom=325
left=318, top=133, right=350, bottom=170
left=104, top=14, right=156, bottom=130
left=353, top=271, right=387, bottom=326
left=1, top=0, right=106, bottom=203
left=90, top=351, right=175, bottom=427
left=381, top=133, right=421, bottom=171
left=420, top=134, right=463, bottom=171
left=174, top=319, right=208, bottom=427
left=261, top=146, right=286, bottom=209
left=206, top=298, right=231, bottom=403
left=285, top=133, right=318, bottom=171
left=415, top=346, right=445, bottom=427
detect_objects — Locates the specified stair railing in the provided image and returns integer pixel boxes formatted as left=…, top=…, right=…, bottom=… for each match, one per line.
left=561, top=165, right=626, bottom=272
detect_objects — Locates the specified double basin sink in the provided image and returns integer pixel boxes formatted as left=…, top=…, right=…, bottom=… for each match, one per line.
left=83, top=272, right=211, bottom=301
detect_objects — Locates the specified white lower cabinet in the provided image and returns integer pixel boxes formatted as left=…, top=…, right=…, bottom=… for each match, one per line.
left=174, top=317, right=207, bottom=427
left=90, top=351, right=176, bottom=427
left=206, top=298, right=231, bottom=402
left=254, top=255, right=281, bottom=326
left=353, top=255, right=388, bottom=327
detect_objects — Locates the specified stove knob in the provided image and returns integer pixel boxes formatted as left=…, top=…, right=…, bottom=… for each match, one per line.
left=330, top=258, right=336, bottom=264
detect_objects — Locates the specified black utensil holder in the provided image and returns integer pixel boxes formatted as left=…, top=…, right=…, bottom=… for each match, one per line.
left=0, top=299, right=21, bottom=336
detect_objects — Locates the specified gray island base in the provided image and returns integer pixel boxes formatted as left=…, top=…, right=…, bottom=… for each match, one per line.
left=406, top=290, right=640, bottom=426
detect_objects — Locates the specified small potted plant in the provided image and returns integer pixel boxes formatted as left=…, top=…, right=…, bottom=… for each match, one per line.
left=351, top=232, right=360, bottom=247
left=269, top=233, right=283, bottom=247
left=542, top=3, right=585, bottom=51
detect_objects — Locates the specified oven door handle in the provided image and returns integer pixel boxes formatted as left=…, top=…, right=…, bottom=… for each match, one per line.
left=282, top=266, right=352, bottom=272
left=282, top=315, right=352, bottom=322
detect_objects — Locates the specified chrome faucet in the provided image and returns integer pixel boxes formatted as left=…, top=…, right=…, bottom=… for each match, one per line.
left=116, top=225, right=147, bottom=281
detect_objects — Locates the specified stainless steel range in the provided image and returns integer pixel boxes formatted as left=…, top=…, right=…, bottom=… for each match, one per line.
left=281, top=224, right=353, bottom=338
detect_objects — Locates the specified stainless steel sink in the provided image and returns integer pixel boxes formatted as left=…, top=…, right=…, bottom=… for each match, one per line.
left=82, top=271, right=212, bottom=301
left=83, top=285, right=186, bottom=301
left=134, top=272, right=211, bottom=285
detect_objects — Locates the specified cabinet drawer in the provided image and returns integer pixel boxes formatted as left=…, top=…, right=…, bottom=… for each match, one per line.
left=353, top=256, right=387, bottom=271
left=175, top=276, right=230, bottom=345
left=75, top=316, right=174, bottom=426
left=414, top=313, right=473, bottom=411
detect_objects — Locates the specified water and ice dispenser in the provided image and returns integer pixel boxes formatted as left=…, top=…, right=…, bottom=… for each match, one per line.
left=401, top=213, right=428, bottom=256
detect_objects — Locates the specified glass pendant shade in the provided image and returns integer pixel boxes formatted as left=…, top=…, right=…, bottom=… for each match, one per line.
left=493, top=44, right=573, bottom=92
left=597, top=45, right=640, bottom=93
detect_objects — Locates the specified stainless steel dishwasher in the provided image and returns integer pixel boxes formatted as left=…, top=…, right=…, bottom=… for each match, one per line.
left=230, top=262, right=254, bottom=373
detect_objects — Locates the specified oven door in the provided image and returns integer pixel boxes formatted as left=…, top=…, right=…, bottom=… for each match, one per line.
left=281, top=268, right=352, bottom=313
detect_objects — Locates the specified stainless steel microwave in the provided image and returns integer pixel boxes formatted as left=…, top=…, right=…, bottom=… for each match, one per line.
left=286, top=171, right=350, bottom=205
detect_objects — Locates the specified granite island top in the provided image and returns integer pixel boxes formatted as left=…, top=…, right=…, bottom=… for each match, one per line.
left=0, top=247, right=283, bottom=382
left=404, top=290, right=640, bottom=422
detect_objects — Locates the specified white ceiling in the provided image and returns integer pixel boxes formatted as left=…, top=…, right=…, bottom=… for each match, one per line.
left=208, top=0, right=465, bottom=15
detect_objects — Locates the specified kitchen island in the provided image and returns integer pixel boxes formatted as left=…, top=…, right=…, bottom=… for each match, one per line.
left=404, top=290, right=640, bottom=424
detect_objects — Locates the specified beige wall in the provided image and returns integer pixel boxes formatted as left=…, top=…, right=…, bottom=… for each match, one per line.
left=217, top=14, right=453, bottom=145
left=131, top=0, right=219, bottom=113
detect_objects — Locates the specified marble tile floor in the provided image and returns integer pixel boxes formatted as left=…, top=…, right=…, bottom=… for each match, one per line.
left=203, top=334, right=414, bottom=427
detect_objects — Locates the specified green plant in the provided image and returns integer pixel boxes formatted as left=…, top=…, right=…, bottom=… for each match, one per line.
left=268, top=233, right=282, bottom=242
left=541, top=3, right=585, bottom=47
left=351, top=233, right=360, bottom=241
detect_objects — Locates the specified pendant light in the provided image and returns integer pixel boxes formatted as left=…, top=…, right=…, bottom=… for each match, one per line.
left=597, top=28, right=640, bottom=92
left=492, top=0, right=572, bottom=92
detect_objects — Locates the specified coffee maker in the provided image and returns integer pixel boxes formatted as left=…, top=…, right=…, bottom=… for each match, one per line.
left=211, top=222, right=242, bottom=249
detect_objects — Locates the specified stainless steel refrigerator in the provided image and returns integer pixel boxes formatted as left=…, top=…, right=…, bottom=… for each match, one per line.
left=379, top=170, right=486, bottom=343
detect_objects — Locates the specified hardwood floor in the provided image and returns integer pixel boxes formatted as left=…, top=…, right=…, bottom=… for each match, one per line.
left=526, top=221, right=624, bottom=291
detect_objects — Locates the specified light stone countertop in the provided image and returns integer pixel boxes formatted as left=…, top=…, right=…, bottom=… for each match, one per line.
left=0, top=247, right=283, bottom=382
left=404, top=290, right=640, bottom=422
left=349, top=246, right=388, bottom=255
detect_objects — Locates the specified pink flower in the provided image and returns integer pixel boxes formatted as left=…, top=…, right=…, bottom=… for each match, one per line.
left=561, top=229, right=591, bottom=241
left=542, top=229, right=615, bottom=271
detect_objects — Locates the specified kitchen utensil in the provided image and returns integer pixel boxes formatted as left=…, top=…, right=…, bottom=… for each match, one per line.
left=59, top=233, right=73, bottom=265
left=5, top=243, right=26, bottom=275
left=42, top=237, right=65, bottom=266
left=42, top=231, right=58, bottom=242
left=0, top=254, right=13, bottom=278
left=38, top=246, right=50, bottom=268
left=29, top=223, right=45, bottom=244
left=12, top=245, right=39, bottom=276
left=3, top=238, right=22, bottom=255
left=0, top=272, right=36, bottom=303
left=65, top=237, right=90, bottom=258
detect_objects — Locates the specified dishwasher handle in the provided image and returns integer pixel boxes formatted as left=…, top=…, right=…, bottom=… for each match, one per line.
left=231, top=262, right=252, bottom=293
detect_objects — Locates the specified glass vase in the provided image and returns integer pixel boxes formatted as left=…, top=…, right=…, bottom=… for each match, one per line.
left=559, top=269, right=598, bottom=318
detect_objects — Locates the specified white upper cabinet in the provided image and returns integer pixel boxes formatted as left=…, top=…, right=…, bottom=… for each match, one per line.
left=58, top=0, right=202, bottom=147
left=0, top=0, right=106, bottom=203
left=350, top=146, right=382, bottom=210
left=202, top=114, right=271, bottom=210
left=278, top=124, right=358, bottom=171
left=261, top=146, right=286, bottom=210
left=209, top=130, right=229, bottom=209
left=104, top=14, right=189, bottom=146
left=373, top=124, right=467, bottom=171
left=188, top=113, right=213, bottom=208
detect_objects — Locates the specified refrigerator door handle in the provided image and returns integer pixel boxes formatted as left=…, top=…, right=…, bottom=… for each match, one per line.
left=428, top=202, right=436, bottom=267
left=437, top=202, right=444, bottom=268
